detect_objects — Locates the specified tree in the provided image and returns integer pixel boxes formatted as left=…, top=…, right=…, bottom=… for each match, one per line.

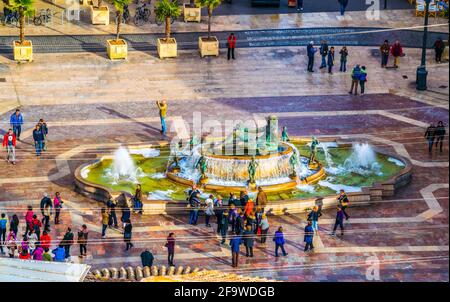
left=7, top=0, right=34, bottom=45
left=155, top=0, right=181, bottom=41
left=197, top=0, right=221, bottom=40
left=112, top=0, right=131, bottom=41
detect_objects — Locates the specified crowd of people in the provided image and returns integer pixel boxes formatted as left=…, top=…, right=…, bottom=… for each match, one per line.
left=425, top=121, right=447, bottom=154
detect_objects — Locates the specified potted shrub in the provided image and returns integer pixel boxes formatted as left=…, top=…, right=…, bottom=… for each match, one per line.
left=197, top=0, right=220, bottom=57
left=9, top=0, right=34, bottom=62
left=106, top=0, right=130, bottom=60
left=90, top=0, right=110, bottom=25
left=183, top=0, right=201, bottom=22
left=155, top=0, right=181, bottom=59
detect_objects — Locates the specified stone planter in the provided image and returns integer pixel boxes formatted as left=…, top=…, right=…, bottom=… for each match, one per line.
left=183, top=4, right=201, bottom=22
left=157, top=38, right=177, bottom=59
left=199, top=36, right=219, bottom=57
left=106, top=39, right=127, bottom=60
left=90, top=5, right=109, bottom=25
left=13, top=40, right=33, bottom=62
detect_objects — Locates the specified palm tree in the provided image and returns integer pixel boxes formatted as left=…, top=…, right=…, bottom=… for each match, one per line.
left=7, top=0, right=34, bottom=45
left=155, top=0, right=181, bottom=42
left=113, top=0, right=131, bottom=41
left=197, top=0, right=221, bottom=40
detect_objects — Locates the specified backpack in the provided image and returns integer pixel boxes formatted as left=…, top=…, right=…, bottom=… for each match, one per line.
left=352, top=68, right=361, bottom=80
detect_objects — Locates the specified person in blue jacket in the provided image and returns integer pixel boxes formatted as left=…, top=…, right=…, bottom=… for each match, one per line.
left=359, top=66, right=368, bottom=95
left=307, top=41, right=317, bottom=72
left=32, top=124, right=44, bottom=156
left=273, top=226, right=288, bottom=257
left=304, top=221, right=314, bottom=252
left=229, top=231, right=242, bottom=268
left=10, top=109, right=23, bottom=140
left=52, top=245, right=66, bottom=262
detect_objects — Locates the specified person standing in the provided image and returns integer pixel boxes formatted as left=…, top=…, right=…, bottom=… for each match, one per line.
left=234, top=209, right=245, bottom=235
left=9, top=214, right=19, bottom=238
left=339, top=46, right=348, bottom=72
left=31, top=215, right=42, bottom=241
left=380, top=40, right=390, bottom=68
left=304, top=221, right=314, bottom=252
left=42, top=248, right=53, bottom=261
left=101, top=208, right=109, bottom=239
left=296, top=0, right=303, bottom=11
left=214, top=195, right=223, bottom=233
left=121, top=204, right=131, bottom=228
left=327, top=46, right=335, bottom=74
left=133, top=184, right=143, bottom=214
left=433, top=38, right=445, bottom=63
left=24, top=206, right=34, bottom=235
left=229, top=231, right=242, bottom=268
left=156, top=100, right=168, bottom=135
left=204, top=194, right=214, bottom=227
left=337, top=189, right=350, bottom=220
left=435, top=121, right=446, bottom=153
left=307, top=206, right=320, bottom=234
left=307, top=41, right=317, bottom=72
left=188, top=192, right=201, bottom=225
left=259, top=213, right=270, bottom=246
left=319, top=40, right=329, bottom=69
left=53, top=192, right=63, bottom=225
left=227, top=33, right=236, bottom=60
left=52, top=245, right=66, bottom=262
left=62, top=227, right=74, bottom=259
left=239, top=190, right=249, bottom=209
left=331, top=206, right=345, bottom=236
left=243, top=225, right=254, bottom=257
left=106, top=194, right=118, bottom=228
left=40, top=231, right=52, bottom=251
left=273, top=226, right=288, bottom=257
left=40, top=193, right=52, bottom=218
left=359, top=66, right=367, bottom=95
left=140, top=249, right=154, bottom=267
left=38, top=119, right=48, bottom=152
left=243, top=198, right=255, bottom=217
left=424, top=123, right=437, bottom=154
left=256, top=186, right=268, bottom=212
left=0, top=213, right=7, bottom=246
left=2, top=129, right=16, bottom=165
left=27, top=228, right=38, bottom=254
left=124, top=219, right=133, bottom=251
left=338, top=0, right=349, bottom=16
left=77, top=224, right=88, bottom=258
left=10, top=109, right=23, bottom=141
left=349, top=64, right=361, bottom=95
left=219, top=209, right=229, bottom=244
left=165, top=232, right=175, bottom=266
left=32, top=124, right=44, bottom=157
left=32, top=244, right=44, bottom=260
left=390, top=40, right=403, bottom=68
left=42, top=203, right=52, bottom=232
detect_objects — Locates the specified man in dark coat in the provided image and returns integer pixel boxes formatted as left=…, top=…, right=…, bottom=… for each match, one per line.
left=424, top=123, right=437, bottom=154
left=40, top=193, right=52, bottom=217
left=331, top=206, right=345, bottom=236
left=243, top=225, right=254, bottom=257
left=140, top=249, right=154, bottom=267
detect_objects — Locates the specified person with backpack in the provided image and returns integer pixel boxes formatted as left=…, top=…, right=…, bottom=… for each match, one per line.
left=204, top=195, right=215, bottom=227
left=304, top=221, right=314, bottom=252
left=40, top=193, right=52, bottom=217
left=30, top=215, right=42, bottom=240
left=359, top=66, right=368, bottom=95
left=339, top=46, right=348, bottom=72
left=349, top=64, right=361, bottom=95
left=2, top=129, right=17, bottom=165
left=319, top=40, right=329, bottom=69
left=77, top=224, right=88, bottom=258
left=327, top=46, right=335, bottom=74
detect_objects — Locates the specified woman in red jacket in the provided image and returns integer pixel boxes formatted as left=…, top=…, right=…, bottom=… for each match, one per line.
left=227, top=33, right=236, bottom=61
left=2, top=129, right=16, bottom=165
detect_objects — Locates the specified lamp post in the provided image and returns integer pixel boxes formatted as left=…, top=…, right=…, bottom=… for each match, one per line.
left=416, top=0, right=431, bottom=91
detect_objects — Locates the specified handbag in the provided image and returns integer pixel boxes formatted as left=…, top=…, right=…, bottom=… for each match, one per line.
left=257, top=226, right=262, bottom=236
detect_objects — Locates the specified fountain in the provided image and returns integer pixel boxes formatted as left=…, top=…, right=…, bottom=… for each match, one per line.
left=111, top=146, right=138, bottom=183
left=342, top=142, right=381, bottom=175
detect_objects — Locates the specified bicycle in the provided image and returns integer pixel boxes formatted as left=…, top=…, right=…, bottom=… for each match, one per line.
left=2, top=9, right=19, bottom=27
left=133, top=4, right=151, bottom=26
left=33, top=8, right=52, bottom=26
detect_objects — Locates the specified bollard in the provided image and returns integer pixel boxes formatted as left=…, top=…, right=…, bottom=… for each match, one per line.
left=151, top=266, right=158, bottom=276
left=176, top=266, right=184, bottom=275
left=101, top=268, right=110, bottom=280
left=135, top=266, right=144, bottom=280
left=126, top=266, right=135, bottom=280
left=160, top=265, right=167, bottom=276
left=92, top=269, right=102, bottom=279
left=110, top=267, right=119, bottom=279
left=119, top=267, right=127, bottom=279
left=192, top=267, right=200, bottom=273
left=143, top=266, right=151, bottom=278
left=168, top=266, right=175, bottom=276
left=183, top=266, right=191, bottom=274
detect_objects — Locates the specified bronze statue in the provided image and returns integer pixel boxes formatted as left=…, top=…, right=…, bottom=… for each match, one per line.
left=248, top=156, right=259, bottom=184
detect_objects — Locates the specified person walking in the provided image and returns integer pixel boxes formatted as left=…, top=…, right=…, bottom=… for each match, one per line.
left=380, top=40, right=390, bottom=68
left=235, top=209, right=245, bottom=235
left=106, top=194, right=118, bottom=228
left=433, top=38, right=445, bottom=63
left=339, top=46, right=348, bottom=72
left=227, top=33, right=236, bottom=60
left=24, top=206, right=34, bottom=235
left=243, top=225, right=254, bottom=257
left=156, top=99, right=168, bottom=135
left=390, top=40, right=403, bottom=68
left=307, top=41, right=317, bottom=72
left=38, top=119, right=48, bottom=152
left=359, top=66, right=367, bottom=95
left=188, top=192, right=201, bottom=225
left=273, top=227, right=288, bottom=257
left=259, top=213, right=270, bottom=246
left=40, top=193, right=52, bottom=218
left=165, top=232, right=175, bottom=266
left=141, top=249, right=154, bottom=267
left=2, top=129, right=16, bottom=165
left=204, top=194, right=214, bottom=227
left=229, top=231, right=242, bottom=268
left=121, top=204, right=131, bottom=229
left=133, top=184, right=143, bottom=214
left=62, top=227, right=74, bottom=259
left=124, top=219, right=133, bottom=251
left=435, top=121, right=446, bottom=153
left=32, top=124, right=44, bottom=157
left=219, top=209, right=229, bottom=244
left=101, top=208, right=109, bottom=239
left=214, top=195, right=223, bottom=233
left=77, top=224, right=88, bottom=258
left=42, top=203, right=52, bottom=232
left=256, top=186, right=268, bottom=212
left=304, top=221, right=314, bottom=252
left=319, top=40, right=329, bottom=69
left=327, top=46, right=335, bottom=74
left=337, top=189, right=350, bottom=220
left=53, top=192, right=63, bottom=225
left=331, top=206, right=345, bottom=236
left=10, top=109, right=23, bottom=141
left=349, top=64, right=361, bottom=95
left=424, top=123, right=437, bottom=154
left=307, top=206, right=320, bottom=234
left=338, top=0, right=349, bottom=16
